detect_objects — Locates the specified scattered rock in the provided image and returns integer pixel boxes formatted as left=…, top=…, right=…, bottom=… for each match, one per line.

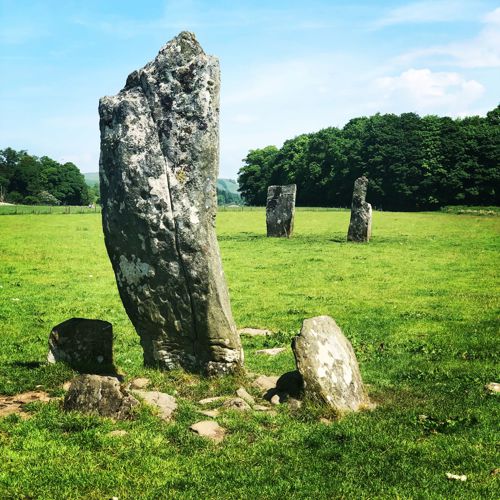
left=253, top=375, right=279, bottom=393
left=62, top=381, right=72, bottom=391
left=292, top=316, right=369, bottom=412
left=99, top=31, right=242, bottom=374
left=0, top=391, right=52, bottom=419
left=198, top=409, right=219, bottom=418
left=270, top=394, right=281, bottom=405
left=237, top=328, right=272, bottom=337
left=266, top=184, right=297, bottom=238
left=236, top=387, right=255, bottom=406
left=253, top=404, right=271, bottom=411
left=190, top=420, right=225, bottom=443
left=63, top=375, right=138, bottom=420
left=255, top=348, right=286, bottom=356
left=223, top=397, right=251, bottom=411
left=446, top=473, right=467, bottom=482
left=347, top=176, right=372, bottom=242
left=130, top=378, right=150, bottom=390
left=107, top=430, right=128, bottom=437
left=485, top=382, right=500, bottom=393
left=198, top=396, right=226, bottom=405
left=47, top=318, right=114, bottom=373
left=288, top=398, right=302, bottom=410
left=133, top=390, right=177, bottom=420
left=491, top=468, right=500, bottom=476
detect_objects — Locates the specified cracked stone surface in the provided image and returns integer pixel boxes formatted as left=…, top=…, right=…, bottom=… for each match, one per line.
left=99, top=31, right=242, bottom=375
left=266, top=185, right=296, bottom=237
left=347, top=176, right=372, bottom=242
left=292, top=316, right=368, bottom=412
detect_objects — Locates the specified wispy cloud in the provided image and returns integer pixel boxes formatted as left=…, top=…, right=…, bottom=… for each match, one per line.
left=373, top=0, right=479, bottom=28
left=395, top=7, right=500, bottom=68
left=374, top=68, right=484, bottom=114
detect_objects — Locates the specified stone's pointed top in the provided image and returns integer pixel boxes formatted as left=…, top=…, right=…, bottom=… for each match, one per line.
left=158, top=30, right=206, bottom=59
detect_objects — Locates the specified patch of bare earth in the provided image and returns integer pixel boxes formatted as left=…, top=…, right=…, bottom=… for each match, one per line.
left=0, top=391, right=52, bottom=419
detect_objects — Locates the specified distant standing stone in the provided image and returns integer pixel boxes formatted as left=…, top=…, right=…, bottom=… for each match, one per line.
left=47, top=318, right=113, bottom=373
left=99, top=31, right=242, bottom=375
left=63, top=375, right=138, bottom=420
left=347, top=176, right=372, bottom=242
left=292, top=316, right=368, bottom=412
left=266, top=185, right=297, bottom=237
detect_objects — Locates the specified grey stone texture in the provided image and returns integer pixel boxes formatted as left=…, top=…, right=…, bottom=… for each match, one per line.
left=99, top=32, right=242, bottom=375
left=63, top=375, right=138, bottom=420
left=47, top=318, right=113, bottom=373
left=347, top=176, right=372, bottom=242
left=132, top=390, right=177, bottom=420
left=292, top=316, right=368, bottom=412
left=266, top=184, right=297, bottom=237
left=190, top=420, right=225, bottom=443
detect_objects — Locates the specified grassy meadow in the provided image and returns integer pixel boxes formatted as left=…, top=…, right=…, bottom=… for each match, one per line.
left=0, top=208, right=499, bottom=499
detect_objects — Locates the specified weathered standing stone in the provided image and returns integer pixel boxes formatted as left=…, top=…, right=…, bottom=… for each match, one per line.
left=266, top=184, right=297, bottom=237
left=292, top=316, right=368, bottom=412
left=347, top=176, right=372, bottom=242
left=47, top=318, right=113, bottom=373
left=99, top=32, right=242, bottom=375
left=63, top=375, right=138, bottom=420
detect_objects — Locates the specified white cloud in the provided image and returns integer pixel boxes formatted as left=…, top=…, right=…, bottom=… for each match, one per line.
left=396, top=7, right=500, bottom=68
left=374, top=68, right=484, bottom=113
left=373, top=0, right=475, bottom=28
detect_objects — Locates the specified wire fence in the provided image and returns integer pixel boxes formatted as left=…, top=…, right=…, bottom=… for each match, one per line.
left=0, top=204, right=352, bottom=216
left=0, top=205, right=102, bottom=216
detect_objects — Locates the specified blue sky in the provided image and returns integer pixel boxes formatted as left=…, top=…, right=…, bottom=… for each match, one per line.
left=1, top=0, right=499, bottom=177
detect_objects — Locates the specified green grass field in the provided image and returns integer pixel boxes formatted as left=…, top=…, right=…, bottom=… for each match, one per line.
left=0, top=209, right=498, bottom=499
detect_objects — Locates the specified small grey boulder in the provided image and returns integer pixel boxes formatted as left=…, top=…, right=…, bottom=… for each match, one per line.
left=292, top=316, right=368, bottom=412
left=63, top=375, right=138, bottom=420
left=133, top=390, right=177, bottom=420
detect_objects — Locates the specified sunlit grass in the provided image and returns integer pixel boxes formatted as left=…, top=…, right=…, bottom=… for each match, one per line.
left=0, top=209, right=498, bottom=499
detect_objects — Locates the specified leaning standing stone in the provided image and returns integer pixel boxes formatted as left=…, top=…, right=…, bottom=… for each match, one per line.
left=266, top=185, right=297, bottom=237
left=347, top=176, right=372, bottom=242
left=47, top=318, right=113, bottom=373
left=99, top=32, right=242, bottom=375
left=292, top=316, right=368, bottom=412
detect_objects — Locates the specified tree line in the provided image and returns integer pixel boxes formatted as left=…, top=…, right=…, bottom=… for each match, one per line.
left=0, top=148, right=92, bottom=205
left=238, top=106, right=499, bottom=210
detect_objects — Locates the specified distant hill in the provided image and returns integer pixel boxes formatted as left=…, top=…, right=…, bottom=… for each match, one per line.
left=83, top=173, right=241, bottom=205
left=83, top=172, right=99, bottom=185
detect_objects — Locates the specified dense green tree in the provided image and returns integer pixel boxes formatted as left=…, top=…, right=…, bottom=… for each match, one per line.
left=0, top=149, right=90, bottom=205
left=238, top=146, right=279, bottom=205
left=238, top=106, right=499, bottom=210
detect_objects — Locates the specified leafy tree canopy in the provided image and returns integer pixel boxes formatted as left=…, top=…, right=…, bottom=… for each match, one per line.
left=0, top=148, right=90, bottom=205
left=238, top=106, right=500, bottom=210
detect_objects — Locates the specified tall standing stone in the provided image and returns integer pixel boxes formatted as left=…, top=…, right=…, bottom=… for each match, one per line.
left=347, top=176, right=372, bottom=242
left=266, top=184, right=297, bottom=237
left=99, top=32, right=242, bottom=375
